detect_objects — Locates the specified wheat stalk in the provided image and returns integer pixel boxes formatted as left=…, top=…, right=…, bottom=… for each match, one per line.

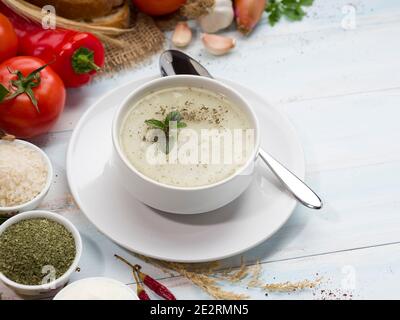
left=135, top=254, right=322, bottom=300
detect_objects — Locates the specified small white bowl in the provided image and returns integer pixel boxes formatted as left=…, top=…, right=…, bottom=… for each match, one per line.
left=0, top=210, right=82, bottom=296
left=0, top=139, right=53, bottom=216
left=54, top=277, right=139, bottom=300
left=112, top=75, right=260, bottom=214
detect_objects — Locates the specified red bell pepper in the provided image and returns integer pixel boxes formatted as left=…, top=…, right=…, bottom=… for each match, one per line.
left=0, top=3, right=105, bottom=88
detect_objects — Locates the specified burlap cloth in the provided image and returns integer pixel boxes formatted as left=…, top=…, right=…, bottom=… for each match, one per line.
left=103, top=0, right=214, bottom=75
left=2, top=0, right=214, bottom=75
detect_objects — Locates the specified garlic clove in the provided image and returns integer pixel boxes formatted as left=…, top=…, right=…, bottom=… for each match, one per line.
left=201, top=33, right=236, bottom=56
left=172, top=22, right=192, bottom=48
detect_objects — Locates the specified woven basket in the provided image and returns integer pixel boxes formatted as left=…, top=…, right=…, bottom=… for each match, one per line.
left=1, top=0, right=214, bottom=75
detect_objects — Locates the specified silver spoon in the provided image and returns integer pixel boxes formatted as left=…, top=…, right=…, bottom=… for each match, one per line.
left=159, top=50, right=323, bottom=210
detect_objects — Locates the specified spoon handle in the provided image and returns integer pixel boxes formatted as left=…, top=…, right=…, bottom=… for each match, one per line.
left=258, top=148, right=323, bottom=209
left=159, top=50, right=323, bottom=210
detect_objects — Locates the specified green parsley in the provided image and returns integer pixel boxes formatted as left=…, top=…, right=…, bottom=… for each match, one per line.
left=266, top=0, right=314, bottom=26
left=145, top=111, right=187, bottom=154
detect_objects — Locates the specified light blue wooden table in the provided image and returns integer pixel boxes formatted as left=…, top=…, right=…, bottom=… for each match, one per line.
left=2, top=0, right=400, bottom=300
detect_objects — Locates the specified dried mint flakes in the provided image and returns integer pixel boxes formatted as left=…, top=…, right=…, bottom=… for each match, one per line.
left=0, top=218, right=76, bottom=285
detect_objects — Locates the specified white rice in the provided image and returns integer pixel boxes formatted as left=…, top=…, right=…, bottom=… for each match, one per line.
left=0, top=142, right=48, bottom=207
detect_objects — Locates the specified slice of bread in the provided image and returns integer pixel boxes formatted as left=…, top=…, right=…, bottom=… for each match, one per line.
left=85, top=1, right=130, bottom=28
left=26, top=0, right=124, bottom=20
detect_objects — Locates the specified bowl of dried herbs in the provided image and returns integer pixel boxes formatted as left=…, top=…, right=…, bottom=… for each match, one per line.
left=0, top=210, right=82, bottom=296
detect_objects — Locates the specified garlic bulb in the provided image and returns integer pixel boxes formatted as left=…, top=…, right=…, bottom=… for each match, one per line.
left=202, top=33, right=236, bottom=56
left=198, top=0, right=234, bottom=33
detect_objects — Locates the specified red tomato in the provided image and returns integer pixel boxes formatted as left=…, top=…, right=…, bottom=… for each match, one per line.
left=0, top=57, right=66, bottom=138
left=0, top=13, right=18, bottom=63
left=132, top=0, right=186, bottom=16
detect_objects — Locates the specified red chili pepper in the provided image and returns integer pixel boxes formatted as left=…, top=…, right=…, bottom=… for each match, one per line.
left=0, top=3, right=104, bottom=88
left=138, top=289, right=151, bottom=300
left=115, top=254, right=151, bottom=300
left=114, top=254, right=177, bottom=301
left=136, top=267, right=176, bottom=300
left=132, top=269, right=151, bottom=300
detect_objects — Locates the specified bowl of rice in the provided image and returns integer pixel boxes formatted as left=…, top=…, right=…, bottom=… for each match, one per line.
left=0, top=139, right=53, bottom=216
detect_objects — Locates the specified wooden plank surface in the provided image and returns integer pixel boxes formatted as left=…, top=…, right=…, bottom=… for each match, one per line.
left=1, top=0, right=400, bottom=300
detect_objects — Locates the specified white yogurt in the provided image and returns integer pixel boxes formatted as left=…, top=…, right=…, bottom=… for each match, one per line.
left=54, top=277, right=138, bottom=300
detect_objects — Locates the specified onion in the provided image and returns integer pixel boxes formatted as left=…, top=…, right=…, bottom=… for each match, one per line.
left=234, top=0, right=267, bottom=35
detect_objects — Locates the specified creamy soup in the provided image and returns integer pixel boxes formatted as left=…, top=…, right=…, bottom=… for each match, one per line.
left=120, top=87, right=255, bottom=187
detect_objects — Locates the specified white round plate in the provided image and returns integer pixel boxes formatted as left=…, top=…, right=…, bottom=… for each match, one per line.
left=67, top=76, right=305, bottom=262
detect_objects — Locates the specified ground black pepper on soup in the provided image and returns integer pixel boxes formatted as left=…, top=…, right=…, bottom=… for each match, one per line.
left=120, top=87, right=255, bottom=187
